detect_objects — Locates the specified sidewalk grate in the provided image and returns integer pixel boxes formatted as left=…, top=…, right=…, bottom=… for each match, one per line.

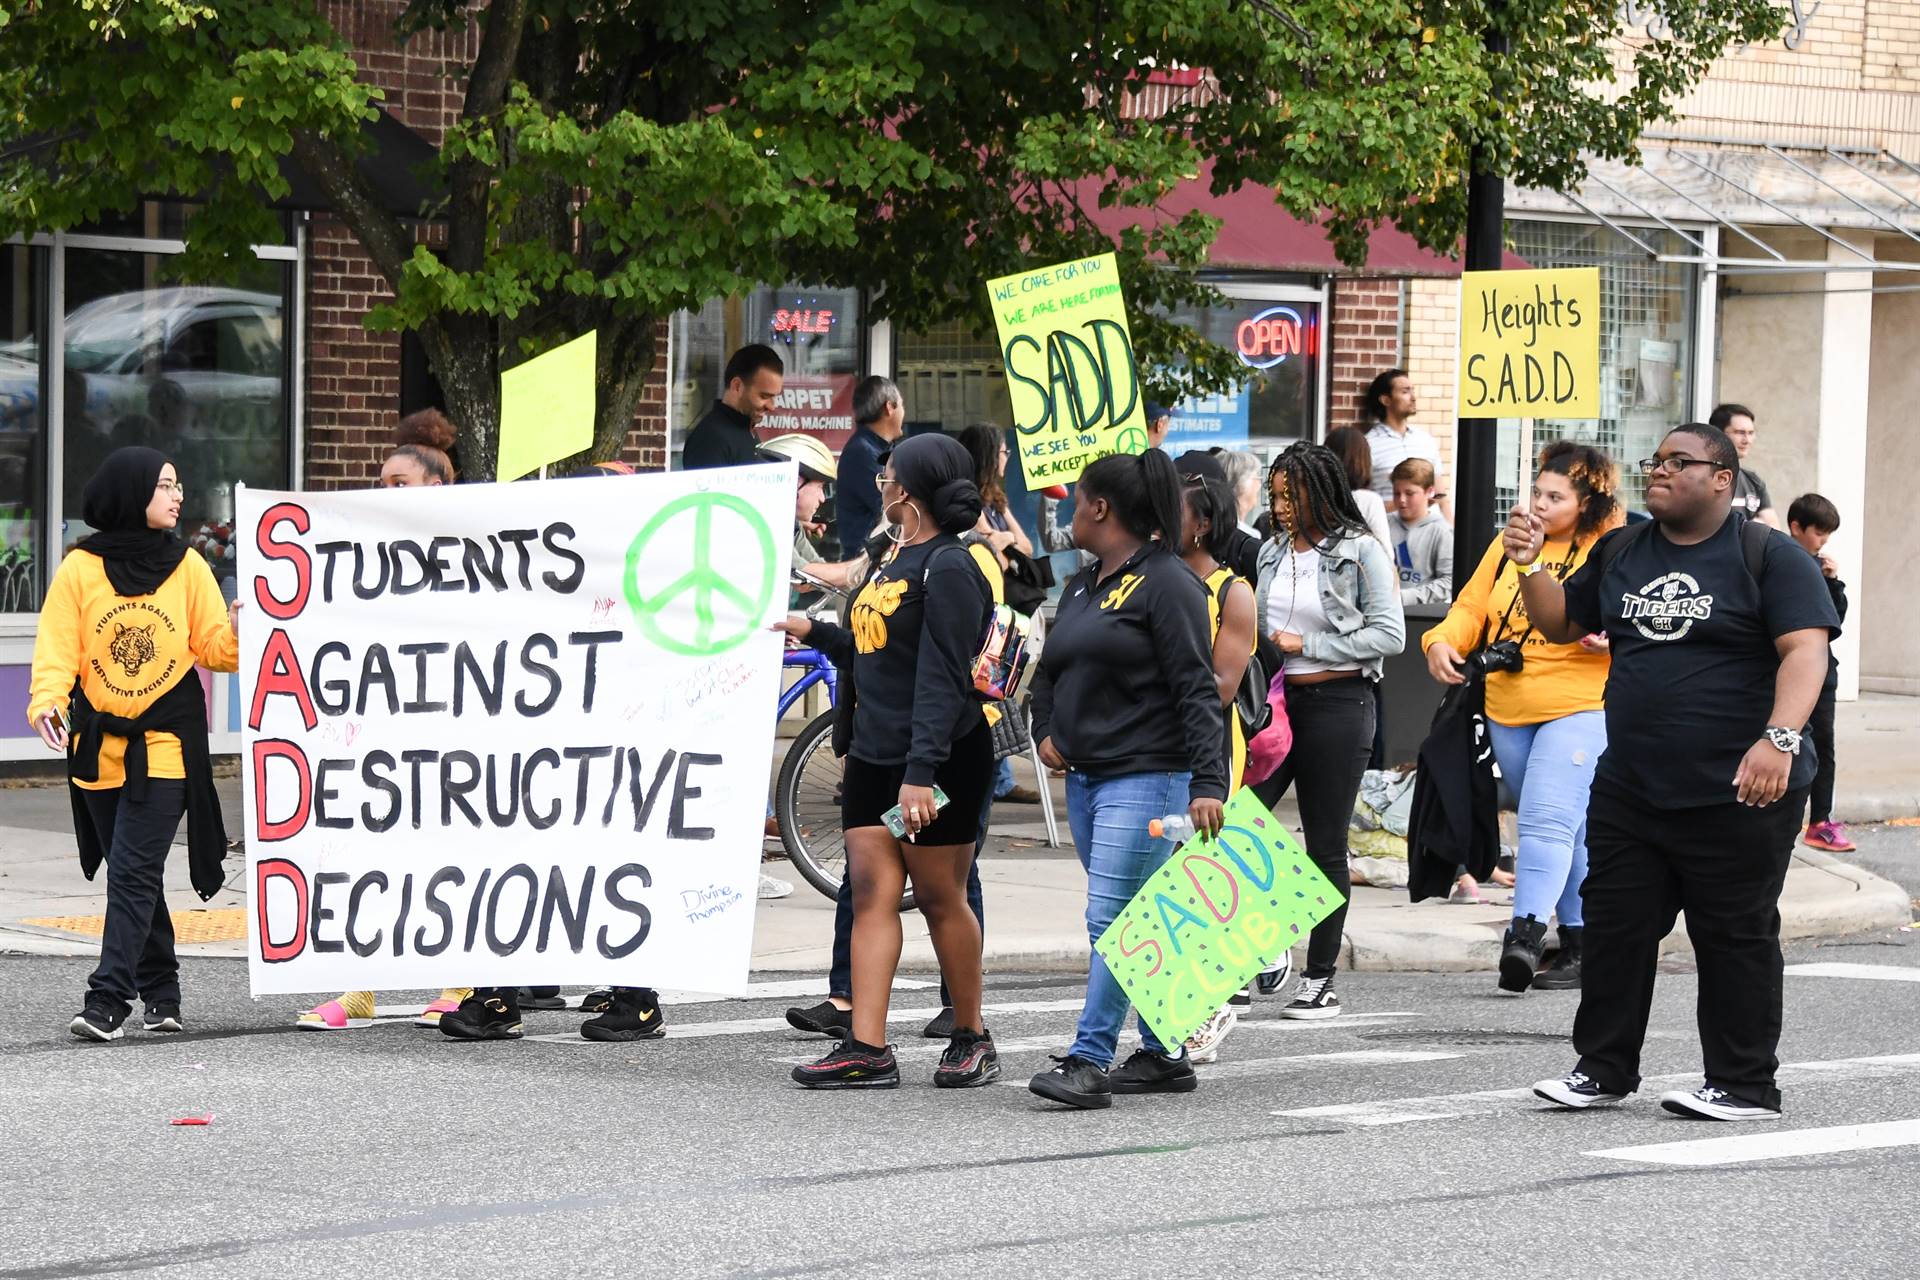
left=17, top=908, right=249, bottom=943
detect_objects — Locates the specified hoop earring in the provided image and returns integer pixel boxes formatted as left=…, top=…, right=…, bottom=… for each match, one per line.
left=884, top=500, right=923, bottom=545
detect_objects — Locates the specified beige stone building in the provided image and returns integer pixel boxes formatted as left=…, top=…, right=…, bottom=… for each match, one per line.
left=1408, top=1, right=1920, bottom=697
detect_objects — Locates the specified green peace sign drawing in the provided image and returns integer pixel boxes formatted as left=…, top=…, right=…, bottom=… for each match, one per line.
left=624, top=492, right=778, bottom=657
left=1115, top=425, right=1150, bottom=454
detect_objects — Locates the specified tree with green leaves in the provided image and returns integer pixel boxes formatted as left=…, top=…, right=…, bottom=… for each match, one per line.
left=0, top=0, right=1783, bottom=479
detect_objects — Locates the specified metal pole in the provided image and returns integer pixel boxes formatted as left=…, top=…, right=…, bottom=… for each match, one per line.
left=1452, top=22, right=1507, bottom=598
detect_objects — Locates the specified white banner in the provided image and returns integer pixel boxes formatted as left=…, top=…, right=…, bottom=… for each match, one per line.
left=237, top=464, right=795, bottom=995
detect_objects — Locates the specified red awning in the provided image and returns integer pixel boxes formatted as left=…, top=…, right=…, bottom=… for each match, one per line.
left=1066, top=166, right=1529, bottom=276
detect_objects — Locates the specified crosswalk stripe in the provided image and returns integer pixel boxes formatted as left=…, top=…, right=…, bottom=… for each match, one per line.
left=1003, top=1049, right=1461, bottom=1088
left=1273, top=1053, right=1920, bottom=1127
left=1784, top=963, right=1920, bottom=984
left=523, top=998, right=1091, bottom=1045
left=1588, top=1118, right=1920, bottom=1167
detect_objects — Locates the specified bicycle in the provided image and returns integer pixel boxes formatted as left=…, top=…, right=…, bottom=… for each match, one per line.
left=771, top=570, right=918, bottom=911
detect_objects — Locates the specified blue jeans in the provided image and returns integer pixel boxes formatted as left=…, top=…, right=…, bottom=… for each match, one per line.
left=993, top=756, right=1016, bottom=799
left=1065, top=770, right=1191, bottom=1067
left=1489, top=711, right=1606, bottom=928
left=829, top=785, right=990, bottom=1005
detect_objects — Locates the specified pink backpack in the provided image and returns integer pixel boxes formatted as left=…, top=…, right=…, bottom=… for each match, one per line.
left=1242, top=672, right=1293, bottom=786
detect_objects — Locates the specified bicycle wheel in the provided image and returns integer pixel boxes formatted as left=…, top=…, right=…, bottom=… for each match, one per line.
left=775, top=710, right=917, bottom=912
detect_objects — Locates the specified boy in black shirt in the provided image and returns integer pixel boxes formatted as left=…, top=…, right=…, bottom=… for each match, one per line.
left=1787, top=494, right=1852, bottom=852
left=1504, top=424, right=1838, bottom=1122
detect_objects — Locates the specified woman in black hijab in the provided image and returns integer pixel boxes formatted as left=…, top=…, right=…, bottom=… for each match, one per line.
left=777, top=433, right=1000, bottom=1090
left=28, top=446, right=240, bottom=1042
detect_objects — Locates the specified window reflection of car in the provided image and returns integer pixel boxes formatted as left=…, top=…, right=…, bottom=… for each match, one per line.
left=63, top=288, right=283, bottom=440
left=0, top=343, right=37, bottom=435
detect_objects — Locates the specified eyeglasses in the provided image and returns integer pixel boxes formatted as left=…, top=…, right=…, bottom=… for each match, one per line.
left=1636, top=455, right=1728, bottom=477
left=875, top=473, right=895, bottom=490
left=155, top=481, right=186, bottom=498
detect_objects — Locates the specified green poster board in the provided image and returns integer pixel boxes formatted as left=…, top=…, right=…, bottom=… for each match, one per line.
left=1094, top=788, right=1345, bottom=1050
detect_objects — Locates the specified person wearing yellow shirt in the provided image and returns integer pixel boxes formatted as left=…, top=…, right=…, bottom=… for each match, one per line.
left=28, top=447, right=240, bottom=1042
left=1422, top=441, right=1624, bottom=996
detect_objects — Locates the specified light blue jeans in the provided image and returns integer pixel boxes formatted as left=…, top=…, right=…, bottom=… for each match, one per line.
left=993, top=756, right=1016, bottom=799
left=1065, top=769, right=1191, bottom=1067
left=1489, top=710, right=1606, bottom=928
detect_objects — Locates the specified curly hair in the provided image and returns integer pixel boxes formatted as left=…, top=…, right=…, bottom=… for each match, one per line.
left=1269, top=442, right=1371, bottom=550
left=392, top=408, right=457, bottom=484
left=1537, top=439, right=1623, bottom=538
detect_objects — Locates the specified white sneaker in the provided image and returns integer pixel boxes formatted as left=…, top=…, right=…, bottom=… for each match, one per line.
left=1183, top=1005, right=1238, bottom=1064
left=1279, top=974, right=1341, bottom=1020
left=758, top=872, right=794, bottom=900
left=1659, top=1086, right=1780, bottom=1121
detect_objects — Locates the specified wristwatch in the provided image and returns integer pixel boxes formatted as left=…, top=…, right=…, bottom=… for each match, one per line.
left=1763, top=726, right=1802, bottom=755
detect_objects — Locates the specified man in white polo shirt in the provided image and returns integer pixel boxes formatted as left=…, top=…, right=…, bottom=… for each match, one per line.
left=1363, top=368, right=1451, bottom=521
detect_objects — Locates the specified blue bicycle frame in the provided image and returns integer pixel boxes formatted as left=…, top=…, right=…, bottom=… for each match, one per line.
left=778, top=647, right=839, bottom=718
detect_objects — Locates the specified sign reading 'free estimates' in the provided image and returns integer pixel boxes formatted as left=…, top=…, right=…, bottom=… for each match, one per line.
left=989, top=252, right=1149, bottom=487
left=237, top=465, right=795, bottom=996
left=1457, top=268, right=1601, bottom=418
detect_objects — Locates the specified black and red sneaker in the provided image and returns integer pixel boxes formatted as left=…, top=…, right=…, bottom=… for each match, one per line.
left=933, top=1028, right=999, bottom=1088
left=791, top=1040, right=900, bottom=1089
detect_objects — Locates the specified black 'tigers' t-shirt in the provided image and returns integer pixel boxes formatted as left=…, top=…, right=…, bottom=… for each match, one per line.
left=1562, top=513, right=1839, bottom=810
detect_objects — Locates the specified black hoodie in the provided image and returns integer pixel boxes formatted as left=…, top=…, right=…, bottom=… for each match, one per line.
left=1029, top=544, right=1227, bottom=802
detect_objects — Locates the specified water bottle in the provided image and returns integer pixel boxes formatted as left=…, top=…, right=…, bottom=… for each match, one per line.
left=1147, top=813, right=1195, bottom=842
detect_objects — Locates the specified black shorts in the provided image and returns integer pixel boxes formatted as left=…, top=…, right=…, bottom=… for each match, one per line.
left=842, top=715, right=994, bottom=846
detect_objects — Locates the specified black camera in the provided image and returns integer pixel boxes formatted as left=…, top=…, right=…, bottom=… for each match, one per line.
left=1469, top=640, right=1525, bottom=675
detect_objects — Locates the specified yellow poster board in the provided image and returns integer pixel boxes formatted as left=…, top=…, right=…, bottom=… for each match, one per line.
left=1457, top=268, right=1601, bottom=418
left=987, top=253, right=1148, bottom=486
left=498, top=331, right=597, bottom=482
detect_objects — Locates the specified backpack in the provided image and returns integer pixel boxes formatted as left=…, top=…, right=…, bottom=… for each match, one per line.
left=1210, top=571, right=1272, bottom=737
left=927, top=544, right=1033, bottom=702
left=1593, top=512, right=1770, bottom=585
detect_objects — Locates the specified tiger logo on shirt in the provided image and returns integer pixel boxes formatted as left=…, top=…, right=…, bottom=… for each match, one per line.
left=109, top=621, right=159, bottom=678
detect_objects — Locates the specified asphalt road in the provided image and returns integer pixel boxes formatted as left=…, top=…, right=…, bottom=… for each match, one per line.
left=2, top=909, right=1918, bottom=1278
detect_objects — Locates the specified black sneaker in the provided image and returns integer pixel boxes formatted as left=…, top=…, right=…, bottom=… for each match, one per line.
left=581, top=988, right=666, bottom=1042
left=792, top=1040, right=900, bottom=1088
left=1499, top=916, right=1548, bottom=993
left=1253, top=950, right=1294, bottom=996
left=515, top=986, right=567, bottom=1010
left=1280, top=975, right=1341, bottom=1020
left=785, top=999, right=853, bottom=1038
left=1533, top=1070, right=1627, bottom=1109
left=1028, top=1054, right=1112, bottom=1110
left=438, top=992, right=523, bottom=1040
left=579, top=988, right=617, bottom=1014
left=922, top=1006, right=956, bottom=1039
left=1659, top=1086, right=1781, bottom=1121
left=68, top=1008, right=124, bottom=1042
left=1532, top=926, right=1583, bottom=991
left=933, top=1029, right=999, bottom=1088
left=143, top=1003, right=184, bottom=1033
left=1110, top=1047, right=1199, bottom=1094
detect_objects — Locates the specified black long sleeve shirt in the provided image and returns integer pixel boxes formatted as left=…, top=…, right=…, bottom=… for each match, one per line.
left=808, top=535, right=990, bottom=785
left=1029, top=544, right=1227, bottom=802
left=681, top=400, right=757, bottom=470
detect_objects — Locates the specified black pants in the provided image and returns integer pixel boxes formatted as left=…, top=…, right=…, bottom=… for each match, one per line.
left=79, top=780, right=187, bottom=1022
left=1573, top=778, right=1805, bottom=1110
left=1807, top=675, right=1837, bottom=826
left=1251, top=678, right=1375, bottom=979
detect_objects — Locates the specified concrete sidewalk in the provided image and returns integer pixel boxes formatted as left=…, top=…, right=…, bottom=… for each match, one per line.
left=2, top=710, right=1912, bottom=973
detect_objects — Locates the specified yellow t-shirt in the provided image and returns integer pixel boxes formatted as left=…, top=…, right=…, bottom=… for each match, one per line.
left=1203, top=565, right=1254, bottom=794
left=28, top=549, right=239, bottom=788
left=1421, top=535, right=1610, bottom=727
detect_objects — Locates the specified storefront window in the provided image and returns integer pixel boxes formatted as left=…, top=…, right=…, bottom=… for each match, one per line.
left=59, top=249, right=290, bottom=602
left=1164, top=289, right=1323, bottom=454
left=894, top=317, right=1012, bottom=434
left=1500, top=220, right=1699, bottom=515
left=0, top=246, right=45, bottom=613
left=668, top=284, right=863, bottom=459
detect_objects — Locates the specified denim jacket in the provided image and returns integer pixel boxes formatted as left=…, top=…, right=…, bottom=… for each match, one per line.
left=1254, top=529, right=1406, bottom=681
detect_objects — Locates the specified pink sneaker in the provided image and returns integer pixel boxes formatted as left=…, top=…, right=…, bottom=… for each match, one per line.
left=1803, top=821, right=1856, bottom=853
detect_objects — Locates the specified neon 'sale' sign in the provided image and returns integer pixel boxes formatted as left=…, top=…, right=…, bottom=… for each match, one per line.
left=1235, top=306, right=1312, bottom=370
left=771, top=309, right=835, bottom=335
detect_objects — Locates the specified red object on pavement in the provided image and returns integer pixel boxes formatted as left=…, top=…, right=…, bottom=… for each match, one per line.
left=169, top=1114, right=214, bottom=1126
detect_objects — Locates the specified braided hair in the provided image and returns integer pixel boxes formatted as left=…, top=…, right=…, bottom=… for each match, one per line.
left=1079, top=448, right=1185, bottom=546
left=1537, top=439, right=1624, bottom=538
left=1269, top=441, right=1371, bottom=551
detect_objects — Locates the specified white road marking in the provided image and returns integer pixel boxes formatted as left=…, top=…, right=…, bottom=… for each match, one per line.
left=1003, top=1049, right=1460, bottom=1087
left=524, top=998, right=1090, bottom=1045
left=1785, top=963, right=1920, bottom=984
left=366, top=977, right=938, bottom=1023
left=1273, top=1054, right=1920, bottom=1127
left=1589, top=1119, right=1920, bottom=1167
